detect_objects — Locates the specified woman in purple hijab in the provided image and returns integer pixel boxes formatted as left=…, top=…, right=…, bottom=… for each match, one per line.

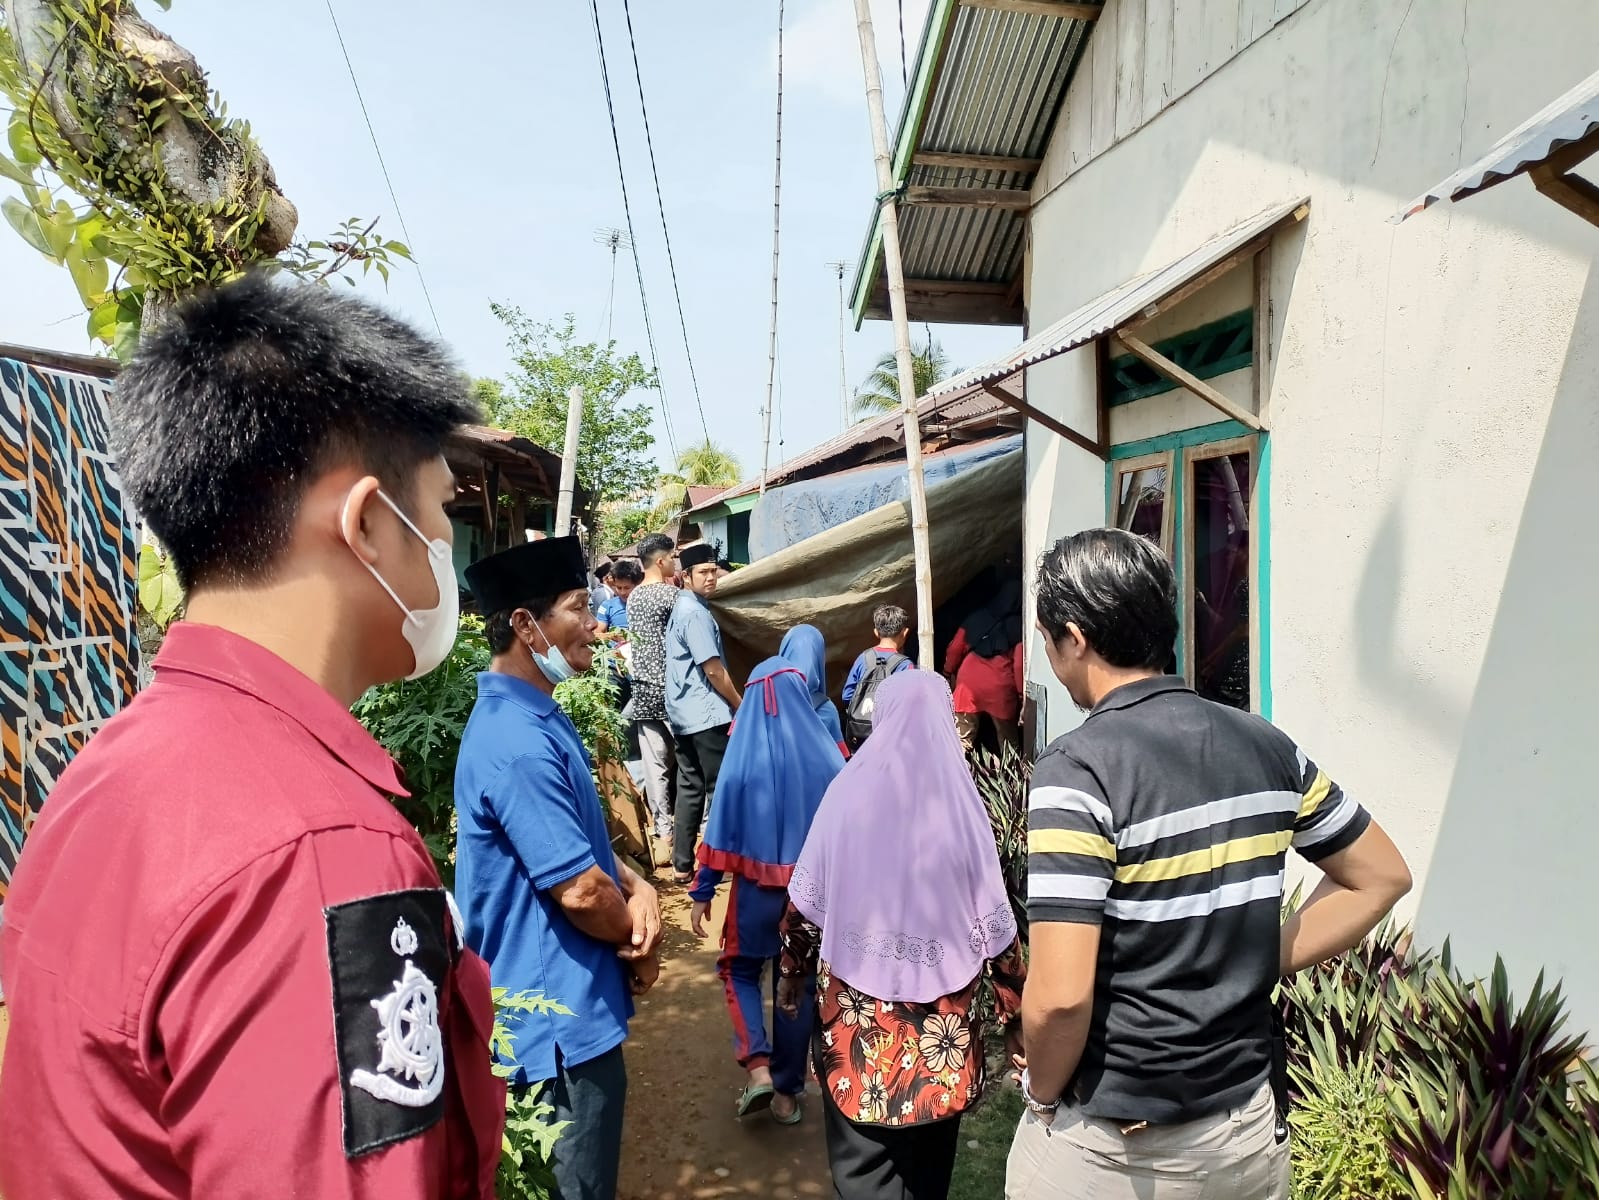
left=777, top=670, right=1026, bottom=1200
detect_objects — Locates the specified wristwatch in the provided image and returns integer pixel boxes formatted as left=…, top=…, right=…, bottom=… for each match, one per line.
left=1020, top=1068, right=1060, bottom=1116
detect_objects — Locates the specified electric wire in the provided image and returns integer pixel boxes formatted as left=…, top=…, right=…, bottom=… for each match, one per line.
left=587, top=0, right=679, bottom=459
left=324, top=0, right=443, bottom=337
left=619, top=0, right=711, bottom=444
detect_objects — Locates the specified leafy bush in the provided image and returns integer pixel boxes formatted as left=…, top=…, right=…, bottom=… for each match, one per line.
left=352, top=615, right=490, bottom=881
left=491, top=989, right=574, bottom=1200
left=1280, top=924, right=1599, bottom=1199
left=970, top=742, right=1030, bottom=938
left=551, top=644, right=628, bottom=813
left=1386, top=962, right=1599, bottom=1199
left=1289, top=1057, right=1405, bottom=1200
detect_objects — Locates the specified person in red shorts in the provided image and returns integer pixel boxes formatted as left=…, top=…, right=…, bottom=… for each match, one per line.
left=944, top=572, right=1025, bottom=755
left=0, top=274, right=504, bottom=1199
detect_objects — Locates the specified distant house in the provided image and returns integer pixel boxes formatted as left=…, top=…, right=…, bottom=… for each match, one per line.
left=683, top=379, right=1023, bottom=563
left=847, top=0, right=1599, bottom=1034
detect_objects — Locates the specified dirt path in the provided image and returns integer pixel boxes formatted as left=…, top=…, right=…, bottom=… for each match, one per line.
left=618, top=882, right=831, bottom=1200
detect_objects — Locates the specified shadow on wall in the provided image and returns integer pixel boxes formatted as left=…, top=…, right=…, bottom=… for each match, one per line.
left=1413, top=266, right=1599, bottom=1035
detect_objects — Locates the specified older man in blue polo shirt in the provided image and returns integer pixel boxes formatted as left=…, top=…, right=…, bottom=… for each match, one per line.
left=455, top=536, right=662, bottom=1200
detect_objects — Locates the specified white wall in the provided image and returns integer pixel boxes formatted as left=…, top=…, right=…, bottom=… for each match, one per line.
left=1021, top=0, right=1599, bottom=1032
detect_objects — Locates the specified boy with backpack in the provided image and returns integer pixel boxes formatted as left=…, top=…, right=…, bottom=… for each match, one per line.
left=842, top=604, right=915, bottom=751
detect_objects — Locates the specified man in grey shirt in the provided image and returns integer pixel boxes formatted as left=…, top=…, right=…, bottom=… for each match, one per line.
left=664, top=543, right=742, bottom=882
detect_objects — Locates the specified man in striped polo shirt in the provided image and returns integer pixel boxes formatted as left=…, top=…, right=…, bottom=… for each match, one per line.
left=1007, top=529, right=1411, bottom=1200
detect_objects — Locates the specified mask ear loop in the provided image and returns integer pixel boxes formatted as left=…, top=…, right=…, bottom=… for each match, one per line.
left=342, top=487, right=439, bottom=618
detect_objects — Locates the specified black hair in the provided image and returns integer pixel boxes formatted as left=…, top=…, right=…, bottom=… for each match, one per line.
left=872, top=604, right=909, bottom=638
left=112, top=272, right=478, bottom=589
left=484, top=596, right=561, bottom=654
left=594, top=563, right=612, bottom=582
left=716, top=559, right=733, bottom=573
left=638, top=532, right=676, bottom=567
left=1035, top=528, right=1177, bottom=669
left=610, top=559, right=644, bottom=585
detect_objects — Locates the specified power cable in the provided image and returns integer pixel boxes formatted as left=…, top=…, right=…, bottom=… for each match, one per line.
left=619, top=0, right=711, bottom=444
left=324, top=0, right=443, bottom=337
left=587, top=0, right=679, bottom=459
left=898, top=0, right=909, bottom=89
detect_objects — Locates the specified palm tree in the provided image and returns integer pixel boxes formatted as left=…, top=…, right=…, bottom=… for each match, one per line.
left=853, top=330, right=957, bottom=420
left=654, top=438, right=743, bottom=520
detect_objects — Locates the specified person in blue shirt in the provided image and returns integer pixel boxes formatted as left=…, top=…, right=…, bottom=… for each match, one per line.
left=595, top=558, right=640, bottom=634
left=687, top=657, right=844, bottom=1125
left=778, top=624, right=848, bottom=754
left=664, top=542, right=743, bottom=883
left=455, top=536, right=663, bottom=1200
left=841, top=603, right=916, bottom=704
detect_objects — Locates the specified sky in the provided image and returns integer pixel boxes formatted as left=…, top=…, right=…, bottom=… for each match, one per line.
left=0, top=0, right=1015, bottom=479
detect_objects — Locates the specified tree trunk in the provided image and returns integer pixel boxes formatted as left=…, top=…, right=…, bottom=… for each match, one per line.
left=7, top=0, right=297, bottom=261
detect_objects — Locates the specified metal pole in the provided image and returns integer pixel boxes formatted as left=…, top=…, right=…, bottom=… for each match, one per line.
left=760, top=0, right=786, bottom=493
left=852, top=0, right=935, bottom=669
left=555, top=383, right=584, bottom=537
left=828, top=260, right=851, bottom=431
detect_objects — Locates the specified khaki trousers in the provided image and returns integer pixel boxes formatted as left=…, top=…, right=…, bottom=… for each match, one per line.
left=1006, top=1081, right=1289, bottom=1200
left=955, top=710, right=1019, bottom=755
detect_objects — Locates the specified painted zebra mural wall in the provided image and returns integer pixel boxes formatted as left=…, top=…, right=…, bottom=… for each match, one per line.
left=0, top=354, right=139, bottom=903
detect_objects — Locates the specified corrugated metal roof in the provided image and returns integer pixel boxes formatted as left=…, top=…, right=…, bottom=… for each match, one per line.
left=684, top=378, right=1021, bottom=515
left=1395, top=68, right=1599, bottom=222
left=930, top=198, right=1309, bottom=395
left=850, top=0, right=1097, bottom=322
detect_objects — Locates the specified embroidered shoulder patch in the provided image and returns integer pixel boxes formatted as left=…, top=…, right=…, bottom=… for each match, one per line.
left=326, top=888, right=450, bottom=1157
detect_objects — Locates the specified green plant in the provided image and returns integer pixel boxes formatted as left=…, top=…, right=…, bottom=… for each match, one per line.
left=552, top=644, right=629, bottom=816
left=0, top=2, right=410, bottom=358
left=1277, top=915, right=1421, bottom=1102
left=352, top=615, right=490, bottom=881
left=491, top=989, right=573, bottom=1200
left=1386, top=960, right=1599, bottom=1199
left=481, top=311, right=658, bottom=535
left=970, top=742, right=1030, bottom=938
left=853, top=328, right=958, bottom=418
left=1289, top=1056, right=1405, bottom=1200
left=136, top=541, right=182, bottom=628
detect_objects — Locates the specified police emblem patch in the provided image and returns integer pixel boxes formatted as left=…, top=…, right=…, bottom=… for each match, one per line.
left=326, top=888, right=450, bottom=1157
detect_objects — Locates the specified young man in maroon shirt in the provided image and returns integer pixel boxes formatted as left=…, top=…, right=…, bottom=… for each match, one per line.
left=0, top=275, right=505, bottom=1198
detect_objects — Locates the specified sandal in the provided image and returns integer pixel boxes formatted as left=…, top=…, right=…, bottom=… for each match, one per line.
left=673, top=871, right=694, bottom=886
left=736, top=1083, right=775, bottom=1118
left=771, top=1095, right=804, bottom=1126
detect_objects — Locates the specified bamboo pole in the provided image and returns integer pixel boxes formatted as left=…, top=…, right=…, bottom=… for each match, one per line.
left=852, top=0, right=936, bottom=669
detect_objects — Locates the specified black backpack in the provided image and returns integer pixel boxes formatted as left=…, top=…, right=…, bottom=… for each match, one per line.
left=843, top=652, right=910, bottom=751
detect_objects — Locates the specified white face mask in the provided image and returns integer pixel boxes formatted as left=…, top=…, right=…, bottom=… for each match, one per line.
left=345, top=488, right=459, bottom=680
left=529, top=615, right=576, bottom=686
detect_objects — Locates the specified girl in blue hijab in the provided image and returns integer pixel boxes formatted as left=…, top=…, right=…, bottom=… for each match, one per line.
left=689, top=655, right=845, bottom=1125
left=779, top=624, right=847, bottom=753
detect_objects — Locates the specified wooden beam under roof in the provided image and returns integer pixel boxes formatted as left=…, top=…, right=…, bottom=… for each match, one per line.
left=912, top=151, right=1043, bottom=173
left=865, top=282, right=1023, bottom=326
left=960, top=0, right=1104, bottom=19
left=904, top=186, right=1032, bottom=211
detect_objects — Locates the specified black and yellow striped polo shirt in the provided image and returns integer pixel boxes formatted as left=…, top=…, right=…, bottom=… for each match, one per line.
left=1026, top=675, right=1368, bottom=1125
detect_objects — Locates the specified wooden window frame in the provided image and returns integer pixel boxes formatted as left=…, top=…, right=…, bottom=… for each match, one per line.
left=1180, top=435, right=1262, bottom=712
left=1110, top=450, right=1176, bottom=557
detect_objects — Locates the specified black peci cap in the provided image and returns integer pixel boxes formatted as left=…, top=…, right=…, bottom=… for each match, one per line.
left=465, top=535, right=589, bottom=614
left=678, top=543, right=718, bottom=572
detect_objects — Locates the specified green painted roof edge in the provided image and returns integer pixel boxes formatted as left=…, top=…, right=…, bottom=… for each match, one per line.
left=849, top=0, right=959, bottom=327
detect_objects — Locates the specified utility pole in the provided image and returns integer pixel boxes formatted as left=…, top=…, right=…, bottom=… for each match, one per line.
left=555, top=384, right=584, bottom=541
left=760, top=0, right=786, bottom=493
left=852, top=0, right=936, bottom=669
left=827, top=260, right=851, bottom=431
